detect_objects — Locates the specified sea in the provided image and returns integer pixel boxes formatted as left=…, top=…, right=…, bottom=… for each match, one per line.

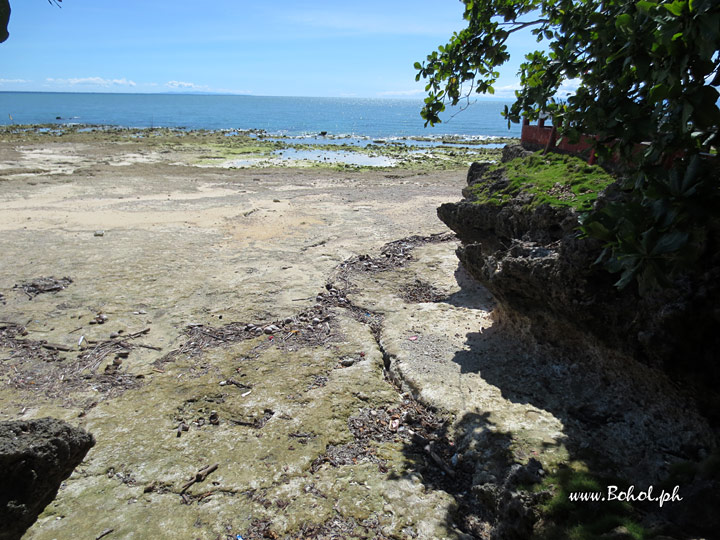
left=0, top=92, right=520, bottom=140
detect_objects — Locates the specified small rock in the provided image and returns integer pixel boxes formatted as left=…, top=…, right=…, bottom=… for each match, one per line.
left=0, top=418, right=94, bottom=539
left=93, top=230, right=104, bottom=237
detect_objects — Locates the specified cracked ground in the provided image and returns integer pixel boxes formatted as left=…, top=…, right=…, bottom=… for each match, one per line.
left=0, top=138, right=491, bottom=539
left=2, top=137, right=707, bottom=539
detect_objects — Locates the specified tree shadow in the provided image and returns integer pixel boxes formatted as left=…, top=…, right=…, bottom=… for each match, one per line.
left=391, top=264, right=718, bottom=539
left=439, top=263, right=496, bottom=312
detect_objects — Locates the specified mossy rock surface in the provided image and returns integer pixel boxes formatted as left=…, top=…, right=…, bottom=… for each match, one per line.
left=467, top=151, right=615, bottom=211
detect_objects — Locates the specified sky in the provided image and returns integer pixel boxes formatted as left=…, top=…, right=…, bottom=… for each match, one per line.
left=0, top=0, right=537, bottom=99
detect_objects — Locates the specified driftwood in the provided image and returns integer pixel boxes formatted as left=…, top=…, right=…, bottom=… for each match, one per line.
left=180, top=463, right=219, bottom=494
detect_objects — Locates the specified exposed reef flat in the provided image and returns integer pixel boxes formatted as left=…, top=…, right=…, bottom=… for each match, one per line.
left=1, top=134, right=713, bottom=538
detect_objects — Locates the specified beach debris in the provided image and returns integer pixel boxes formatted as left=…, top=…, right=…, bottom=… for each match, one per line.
left=310, top=442, right=384, bottom=473
left=2, top=325, right=158, bottom=401
left=230, top=409, right=273, bottom=429
left=14, top=276, right=72, bottom=299
left=155, top=306, right=338, bottom=366
left=331, top=233, right=455, bottom=279
left=180, top=463, right=219, bottom=494
left=220, top=378, right=252, bottom=390
left=89, top=313, right=109, bottom=325
left=399, top=278, right=447, bottom=303
left=94, top=230, right=105, bottom=237
left=78, top=327, right=156, bottom=369
left=1, top=321, right=68, bottom=362
left=307, top=374, right=328, bottom=390
left=176, top=422, right=189, bottom=438
left=95, top=528, right=114, bottom=540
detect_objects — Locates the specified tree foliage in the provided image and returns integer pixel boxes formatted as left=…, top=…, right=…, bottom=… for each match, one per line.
left=0, top=0, right=61, bottom=43
left=0, top=0, right=10, bottom=43
left=417, top=0, right=720, bottom=291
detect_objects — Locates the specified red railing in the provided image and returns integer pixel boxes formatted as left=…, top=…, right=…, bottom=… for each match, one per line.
left=520, top=118, right=715, bottom=168
left=521, top=118, right=598, bottom=164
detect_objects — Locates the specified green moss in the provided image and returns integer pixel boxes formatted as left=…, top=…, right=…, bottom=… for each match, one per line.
left=468, top=151, right=615, bottom=211
left=529, top=463, right=649, bottom=540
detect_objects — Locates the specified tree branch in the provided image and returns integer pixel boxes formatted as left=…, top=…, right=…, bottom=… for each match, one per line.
left=498, top=19, right=549, bottom=33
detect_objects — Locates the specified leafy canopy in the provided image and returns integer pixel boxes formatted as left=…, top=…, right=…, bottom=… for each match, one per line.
left=0, top=0, right=62, bottom=44
left=417, top=0, right=720, bottom=292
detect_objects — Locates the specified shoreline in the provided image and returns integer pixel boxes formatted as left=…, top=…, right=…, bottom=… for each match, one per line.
left=0, top=124, right=518, bottom=171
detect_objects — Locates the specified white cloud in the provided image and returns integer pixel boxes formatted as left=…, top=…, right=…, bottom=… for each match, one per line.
left=491, top=84, right=522, bottom=98
left=46, top=76, right=136, bottom=87
left=166, top=80, right=208, bottom=91
left=0, top=78, right=30, bottom=84
left=558, top=78, right=580, bottom=97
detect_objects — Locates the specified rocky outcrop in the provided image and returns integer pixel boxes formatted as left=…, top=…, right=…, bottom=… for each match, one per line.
left=437, top=145, right=720, bottom=536
left=438, top=146, right=720, bottom=401
left=0, top=418, right=94, bottom=540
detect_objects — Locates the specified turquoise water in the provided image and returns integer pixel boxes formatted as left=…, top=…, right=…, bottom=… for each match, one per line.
left=0, top=92, right=520, bottom=139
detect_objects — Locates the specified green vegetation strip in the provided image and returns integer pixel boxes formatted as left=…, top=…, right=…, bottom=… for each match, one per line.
left=468, top=152, right=615, bottom=211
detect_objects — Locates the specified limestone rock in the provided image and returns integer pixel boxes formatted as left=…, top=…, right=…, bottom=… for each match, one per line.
left=437, top=146, right=720, bottom=403
left=0, top=418, right=95, bottom=540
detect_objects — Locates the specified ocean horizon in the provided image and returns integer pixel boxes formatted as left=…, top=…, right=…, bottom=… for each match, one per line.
left=0, top=91, right=521, bottom=140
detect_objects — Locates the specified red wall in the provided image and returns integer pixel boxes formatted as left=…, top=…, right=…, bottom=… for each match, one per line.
left=520, top=119, right=714, bottom=167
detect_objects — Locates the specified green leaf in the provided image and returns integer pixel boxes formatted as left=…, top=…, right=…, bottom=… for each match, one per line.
left=615, top=264, right=640, bottom=289
left=615, top=13, right=633, bottom=30
left=651, top=230, right=689, bottom=255
left=648, top=84, right=669, bottom=103
left=663, top=1, right=687, bottom=16
left=583, top=220, right=612, bottom=241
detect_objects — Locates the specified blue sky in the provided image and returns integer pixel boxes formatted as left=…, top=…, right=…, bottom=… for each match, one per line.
left=0, top=0, right=534, bottom=98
